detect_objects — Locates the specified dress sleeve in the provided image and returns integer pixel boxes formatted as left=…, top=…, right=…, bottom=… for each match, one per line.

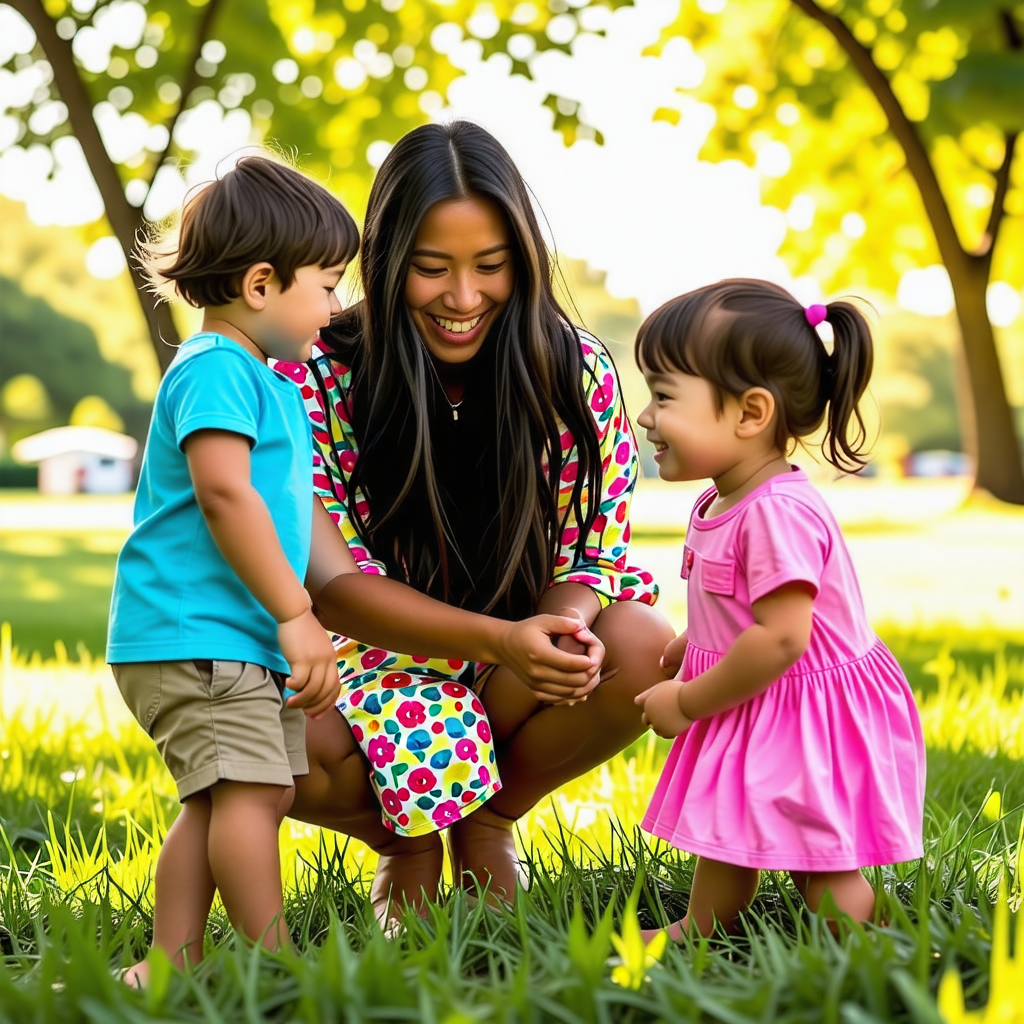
left=736, top=493, right=832, bottom=604
left=275, top=351, right=387, bottom=576
left=549, top=333, right=659, bottom=606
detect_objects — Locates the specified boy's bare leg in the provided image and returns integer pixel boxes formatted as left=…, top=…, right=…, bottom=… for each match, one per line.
left=207, top=781, right=291, bottom=952
left=123, top=793, right=217, bottom=988
left=791, top=869, right=876, bottom=923
left=641, top=856, right=761, bottom=941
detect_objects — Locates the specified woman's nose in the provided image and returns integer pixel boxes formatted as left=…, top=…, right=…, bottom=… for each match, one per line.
left=443, top=273, right=480, bottom=312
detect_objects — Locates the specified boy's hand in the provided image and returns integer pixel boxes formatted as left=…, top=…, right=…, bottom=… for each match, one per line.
left=496, top=614, right=603, bottom=704
left=634, top=678, right=694, bottom=738
left=660, top=630, right=688, bottom=678
left=278, top=608, right=340, bottom=718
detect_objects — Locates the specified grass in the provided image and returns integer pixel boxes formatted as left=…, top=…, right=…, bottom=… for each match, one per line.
left=0, top=622, right=1021, bottom=1023
left=0, top=490, right=1021, bottom=1021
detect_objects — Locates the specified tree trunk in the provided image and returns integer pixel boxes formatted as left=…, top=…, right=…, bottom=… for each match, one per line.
left=947, top=255, right=1024, bottom=502
left=12, top=0, right=182, bottom=373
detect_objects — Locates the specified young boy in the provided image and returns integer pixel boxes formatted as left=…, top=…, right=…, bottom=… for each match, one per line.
left=107, top=154, right=359, bottom=985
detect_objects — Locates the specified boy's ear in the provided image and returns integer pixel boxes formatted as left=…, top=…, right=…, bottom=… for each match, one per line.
left=240, top=262, right=276, bottom=310
left=736, top=387, right=775, bottom=438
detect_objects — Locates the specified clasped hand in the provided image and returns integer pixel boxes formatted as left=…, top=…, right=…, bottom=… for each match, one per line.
left=499, top=613, right=605, bottom=705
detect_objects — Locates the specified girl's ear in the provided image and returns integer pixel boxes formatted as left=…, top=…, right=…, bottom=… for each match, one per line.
left=240, top=262, right=276, bottom=310
left=736, top=387, right=775, bottom=438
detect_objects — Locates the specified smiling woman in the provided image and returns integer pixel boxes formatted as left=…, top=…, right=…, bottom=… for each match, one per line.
left=281, top=120, right=674, bottom=929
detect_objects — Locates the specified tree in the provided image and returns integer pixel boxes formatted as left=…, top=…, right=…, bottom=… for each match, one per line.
left=2, top=0, right=623, bottom=372
left=647, top=0, right=1024, bottom=502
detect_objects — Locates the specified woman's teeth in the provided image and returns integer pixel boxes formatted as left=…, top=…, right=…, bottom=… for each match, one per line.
left=431, top=314, right=482, bottom=334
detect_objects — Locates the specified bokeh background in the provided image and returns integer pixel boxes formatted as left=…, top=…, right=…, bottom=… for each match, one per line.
left=0, top=3, right=1022, bottom=1021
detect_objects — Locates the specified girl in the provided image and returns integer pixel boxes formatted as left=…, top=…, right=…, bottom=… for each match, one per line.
left=283, top=121, right=674, bottom=926
left=632, top=279, right=925, bottom=938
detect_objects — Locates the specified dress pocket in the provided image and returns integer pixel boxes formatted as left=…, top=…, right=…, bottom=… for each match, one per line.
left=700, top=557, right=735, bottom=596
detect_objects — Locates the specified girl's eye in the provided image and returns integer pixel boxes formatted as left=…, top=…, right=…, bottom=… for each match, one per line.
left=654, top=392, right=669, bottom=402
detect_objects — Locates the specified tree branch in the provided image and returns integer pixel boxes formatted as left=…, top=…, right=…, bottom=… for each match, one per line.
left=143, top=0, right=225, bottom=206
left=787, top=0, right=966, bottom=269
left=9, top=0, right=182, bottom=368
left=979, top=132, right=1018, bottom=260
left=980, top=11, right=1024, bottom=258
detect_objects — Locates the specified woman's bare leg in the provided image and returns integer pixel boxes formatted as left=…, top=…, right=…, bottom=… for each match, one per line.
left=791, top=870, right=876, bottom=923
left=642, top=856, right=761, bottom=941
left=289, top=709, right=444, bottom=927
left=448, top=599, right=674, bottom=899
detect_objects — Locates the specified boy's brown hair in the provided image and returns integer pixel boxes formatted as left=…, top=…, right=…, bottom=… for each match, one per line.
left=139, top=154, right=359, bottom=308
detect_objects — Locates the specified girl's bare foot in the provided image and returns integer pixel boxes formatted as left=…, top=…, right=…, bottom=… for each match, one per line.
left=640, top=917, right=687, bottom=943
left=121, top=960, right=150, bottom=989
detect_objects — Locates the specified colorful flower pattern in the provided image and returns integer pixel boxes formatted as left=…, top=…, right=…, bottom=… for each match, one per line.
left=281, top=331, right=658, bottom=837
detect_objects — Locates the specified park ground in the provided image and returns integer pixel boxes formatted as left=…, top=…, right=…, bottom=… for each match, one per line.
left=0, top=480, right=1021, bottom=1023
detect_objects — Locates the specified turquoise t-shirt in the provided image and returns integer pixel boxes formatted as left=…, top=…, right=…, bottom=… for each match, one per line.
left=107, top=333, right=313, bottom=674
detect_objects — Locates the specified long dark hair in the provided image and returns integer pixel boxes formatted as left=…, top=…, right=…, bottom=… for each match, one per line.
left=635, top=279, right=874, bottom=470
left=317, top=121, right=601, bottom=616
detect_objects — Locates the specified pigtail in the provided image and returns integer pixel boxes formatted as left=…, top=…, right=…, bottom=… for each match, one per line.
left=820, top=301, right=873, bottom=471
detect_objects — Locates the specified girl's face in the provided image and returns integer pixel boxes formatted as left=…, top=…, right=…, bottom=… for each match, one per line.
left=404, top=195, right=514, bottom=365
left=637, top=363, right=744, bottom=483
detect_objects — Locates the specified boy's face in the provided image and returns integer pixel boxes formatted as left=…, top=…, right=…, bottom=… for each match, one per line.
left=256, top=262, right=347, bottom=362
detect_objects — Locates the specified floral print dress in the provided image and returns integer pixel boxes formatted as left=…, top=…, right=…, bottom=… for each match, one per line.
left=279, top=331, right=658, bottom=836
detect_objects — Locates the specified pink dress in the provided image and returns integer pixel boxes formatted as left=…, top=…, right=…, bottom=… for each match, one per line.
left=643, top=469, right=925, bottom=871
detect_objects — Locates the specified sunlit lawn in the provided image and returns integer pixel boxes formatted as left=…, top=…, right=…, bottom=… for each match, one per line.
left=0, top=486, right=1022, bottom=1023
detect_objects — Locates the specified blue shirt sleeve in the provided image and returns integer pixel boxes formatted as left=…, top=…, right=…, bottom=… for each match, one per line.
left=165, top=346, right=262, bottom=450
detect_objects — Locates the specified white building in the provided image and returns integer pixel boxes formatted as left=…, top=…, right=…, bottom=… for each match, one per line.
left=11, top=425, right=138, bottom=494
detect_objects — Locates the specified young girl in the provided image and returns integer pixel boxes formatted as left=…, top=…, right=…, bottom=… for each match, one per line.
left=632, top=278, right=925, bottom=938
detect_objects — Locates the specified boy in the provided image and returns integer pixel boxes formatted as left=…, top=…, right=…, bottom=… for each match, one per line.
left=107, top=155, right=359, bottom=985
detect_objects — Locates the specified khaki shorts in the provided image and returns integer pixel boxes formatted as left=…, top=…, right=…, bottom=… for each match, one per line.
left=112, top=659, right=308, bottom=801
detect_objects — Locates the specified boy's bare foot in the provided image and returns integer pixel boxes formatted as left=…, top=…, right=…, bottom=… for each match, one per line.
left=121, top=960, right=150, bottom=988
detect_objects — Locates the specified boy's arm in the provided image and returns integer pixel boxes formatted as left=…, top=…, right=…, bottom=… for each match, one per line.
left=635, top=584, right=812, bottom=737
left=306, top=500, right=602, bottom=692
left=184, top=429, right=339, bottom=716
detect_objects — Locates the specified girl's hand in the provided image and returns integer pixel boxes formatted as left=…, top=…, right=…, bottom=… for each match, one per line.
left=634, top=678, right=694, bottom=738
left=497, top=614, right=603, bottom=704
left=278, top=608, right=342, bottom=718
left=660, top=629, right=689, bottom=678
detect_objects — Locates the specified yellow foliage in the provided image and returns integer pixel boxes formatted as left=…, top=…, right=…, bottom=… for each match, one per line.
left=0, top=374, right=52, bottom=420
left=69, top=395, right=125, bottom=433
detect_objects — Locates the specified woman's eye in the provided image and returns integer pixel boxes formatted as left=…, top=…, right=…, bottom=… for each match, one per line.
left=412, top=264, right=445, bottom=276
left=479, top=261, right=507, bottom=273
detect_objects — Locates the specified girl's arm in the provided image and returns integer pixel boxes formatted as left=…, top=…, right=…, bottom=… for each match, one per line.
left=185, top=430, right=340, bottom=717
left=635, top=584, right=813, bottom=737
left=306, top=501, right=602, bottom=691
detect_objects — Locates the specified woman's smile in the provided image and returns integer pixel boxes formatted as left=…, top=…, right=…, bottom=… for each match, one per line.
left=405, top=195, right=514, bottom=365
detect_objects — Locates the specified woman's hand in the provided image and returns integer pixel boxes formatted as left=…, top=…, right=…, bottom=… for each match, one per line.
left=660, top=629, right=689, bottom=678
left=496, top=614, right=603, bottom=704
left=634, top=678, right=694, bottom=738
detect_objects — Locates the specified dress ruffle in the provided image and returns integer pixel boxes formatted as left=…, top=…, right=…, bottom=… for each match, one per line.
left=642, top=640, right=926, bottom=871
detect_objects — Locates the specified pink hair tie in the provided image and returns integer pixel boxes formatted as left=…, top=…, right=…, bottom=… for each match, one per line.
left=804, top=304, right=828, bottom=327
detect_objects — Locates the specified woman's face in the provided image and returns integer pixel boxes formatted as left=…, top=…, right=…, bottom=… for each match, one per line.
left=404, top=195, right=514, bottom=365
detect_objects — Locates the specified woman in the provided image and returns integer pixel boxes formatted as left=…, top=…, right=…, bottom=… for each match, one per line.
left=288, top=121, right=674, bottom=922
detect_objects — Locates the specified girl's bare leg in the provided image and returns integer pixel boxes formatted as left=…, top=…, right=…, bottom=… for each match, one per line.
left=642, top=856, right=761, bottom=941
left=290, top=710, right=444, bottom=927
left=123, top=793, right=217, bottom=987
left=448, top=599, right=674, bottom=900
left=207, top=781, right=291, bottom=952
left=790, top=869, right=876, bottom=923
